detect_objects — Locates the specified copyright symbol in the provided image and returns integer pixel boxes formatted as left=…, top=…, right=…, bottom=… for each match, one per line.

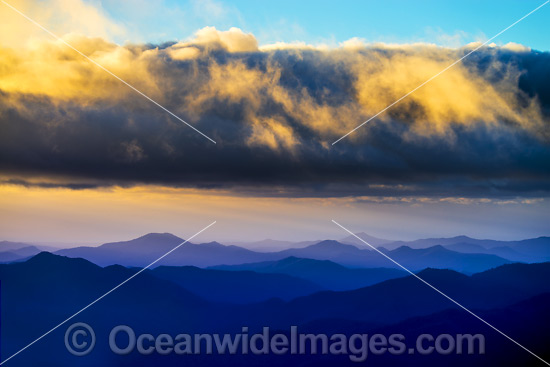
left=65, top=322, right=95, bottom=356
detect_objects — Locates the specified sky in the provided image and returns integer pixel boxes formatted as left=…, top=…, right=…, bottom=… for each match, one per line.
left=0, top=0, right=549, bottom=244
left=101, top=0, right=550, bottom=50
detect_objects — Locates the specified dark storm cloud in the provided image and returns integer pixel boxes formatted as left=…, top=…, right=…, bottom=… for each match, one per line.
left=0, top=33, right=549, bottom=197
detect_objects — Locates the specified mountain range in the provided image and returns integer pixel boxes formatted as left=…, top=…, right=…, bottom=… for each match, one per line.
left=1, top=253, right=549, bottom=366
left=337, top=233, right=550, bottom=263
left=150, top=265, right=323, bottom=303
left=3, top=233, right=548, bottom=270
left=48, top=233, right=522, bottom=273
left=231, top=232, right=550, bottom=264
left=210, top=256, right=407, bottom=291
left=0, top=241, right=58, bottom=263
left=2, top=232, right=549, bottom=365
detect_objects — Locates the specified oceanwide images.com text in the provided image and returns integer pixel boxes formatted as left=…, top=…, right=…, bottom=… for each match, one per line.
left=66, top=323, right=486, bottom=362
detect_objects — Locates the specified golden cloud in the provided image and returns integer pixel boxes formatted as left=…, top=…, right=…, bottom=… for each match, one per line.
left=0, top=0, right=124, bottom=49
left=0, top=24, right=546, bottom=151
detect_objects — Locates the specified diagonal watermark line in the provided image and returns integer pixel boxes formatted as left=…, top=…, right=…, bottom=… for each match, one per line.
left=331, top=219, right=550, bottom=366
left=332, top=0, right=549, bottom=145
left=0, top=220, right=217, bottom=365
left=0, top=0, right=216, bottom=144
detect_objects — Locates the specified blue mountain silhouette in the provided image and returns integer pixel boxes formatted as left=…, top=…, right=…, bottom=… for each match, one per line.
left=210, top=256, right=407, bottom=290
left=2, top=252, right=550, bottom=366
left=55, top=234, right=512, bottom=273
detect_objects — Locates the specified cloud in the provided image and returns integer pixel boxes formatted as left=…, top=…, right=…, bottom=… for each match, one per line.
left=184, top=26, right=258, bottom=52
left=0, top=0, right=124, bottom=48
left=0, top=27, right=549, bottom=197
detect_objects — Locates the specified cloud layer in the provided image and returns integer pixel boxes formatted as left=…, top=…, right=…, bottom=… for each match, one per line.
left=1, top=27, right=549, bottom=197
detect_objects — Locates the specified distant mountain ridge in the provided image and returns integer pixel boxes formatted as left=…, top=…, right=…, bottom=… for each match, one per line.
left=225, top=239, right=319, bottom=252
left=272, top=240, right=511, bottom=273
left=210, top=256, right=407, bottom=290
left=5, top=232, right=549, bottom=267
left=0, top=246, right=42, bottom=263
left=339, top=232, right=394, bottom=248
left=0, top=241, right=60, bottom=263
left=380, top=235, right=550, bottom=259
left=0, top=240, right=58, bottom=252
left=53, top=234, right=512, bottom=273
left=341, top=233, right=550, bottom=263
left=55, top=233, right=269, bottom=267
